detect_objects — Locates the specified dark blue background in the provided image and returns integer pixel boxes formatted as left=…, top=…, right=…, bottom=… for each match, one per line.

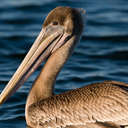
left=0, top=0, right=128, bottom=127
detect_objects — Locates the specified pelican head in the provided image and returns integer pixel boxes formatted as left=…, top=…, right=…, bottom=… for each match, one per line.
left=0, top=6, right=84, bottom=104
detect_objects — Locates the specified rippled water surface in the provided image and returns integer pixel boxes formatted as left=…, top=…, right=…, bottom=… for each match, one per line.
left=0, top=0, right=128, bottom=127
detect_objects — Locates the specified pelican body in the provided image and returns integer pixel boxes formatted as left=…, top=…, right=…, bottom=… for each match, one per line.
left=0, top=6, right=128, bottom=128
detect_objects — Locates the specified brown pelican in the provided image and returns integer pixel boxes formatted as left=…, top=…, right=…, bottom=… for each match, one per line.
left=0, top=6, right=128, bottom=128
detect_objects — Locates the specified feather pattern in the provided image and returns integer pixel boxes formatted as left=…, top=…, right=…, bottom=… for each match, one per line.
left=27, top=81, right=128, bottom=128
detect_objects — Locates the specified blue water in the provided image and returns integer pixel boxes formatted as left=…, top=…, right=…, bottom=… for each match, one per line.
left=0, top=0, right=128, bottom=127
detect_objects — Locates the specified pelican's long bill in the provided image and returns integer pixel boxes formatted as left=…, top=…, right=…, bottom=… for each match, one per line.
left=0, top=24, right=71, bottom=104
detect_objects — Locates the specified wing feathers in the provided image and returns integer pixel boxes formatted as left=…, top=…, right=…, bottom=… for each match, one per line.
left=28, top=81, right=128, bottom=127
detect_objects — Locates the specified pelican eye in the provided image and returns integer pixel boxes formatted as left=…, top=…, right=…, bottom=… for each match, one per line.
left=52, top=21, right=58, bottom=25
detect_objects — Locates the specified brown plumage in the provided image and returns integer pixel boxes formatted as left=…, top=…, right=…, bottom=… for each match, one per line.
left=0, top=6, right=128, bottom=128
left=27, top=81, right=128, bottom=128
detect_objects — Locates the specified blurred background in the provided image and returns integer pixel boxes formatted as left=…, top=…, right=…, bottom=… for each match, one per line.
left=0, top=0, right=128, bottom=127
